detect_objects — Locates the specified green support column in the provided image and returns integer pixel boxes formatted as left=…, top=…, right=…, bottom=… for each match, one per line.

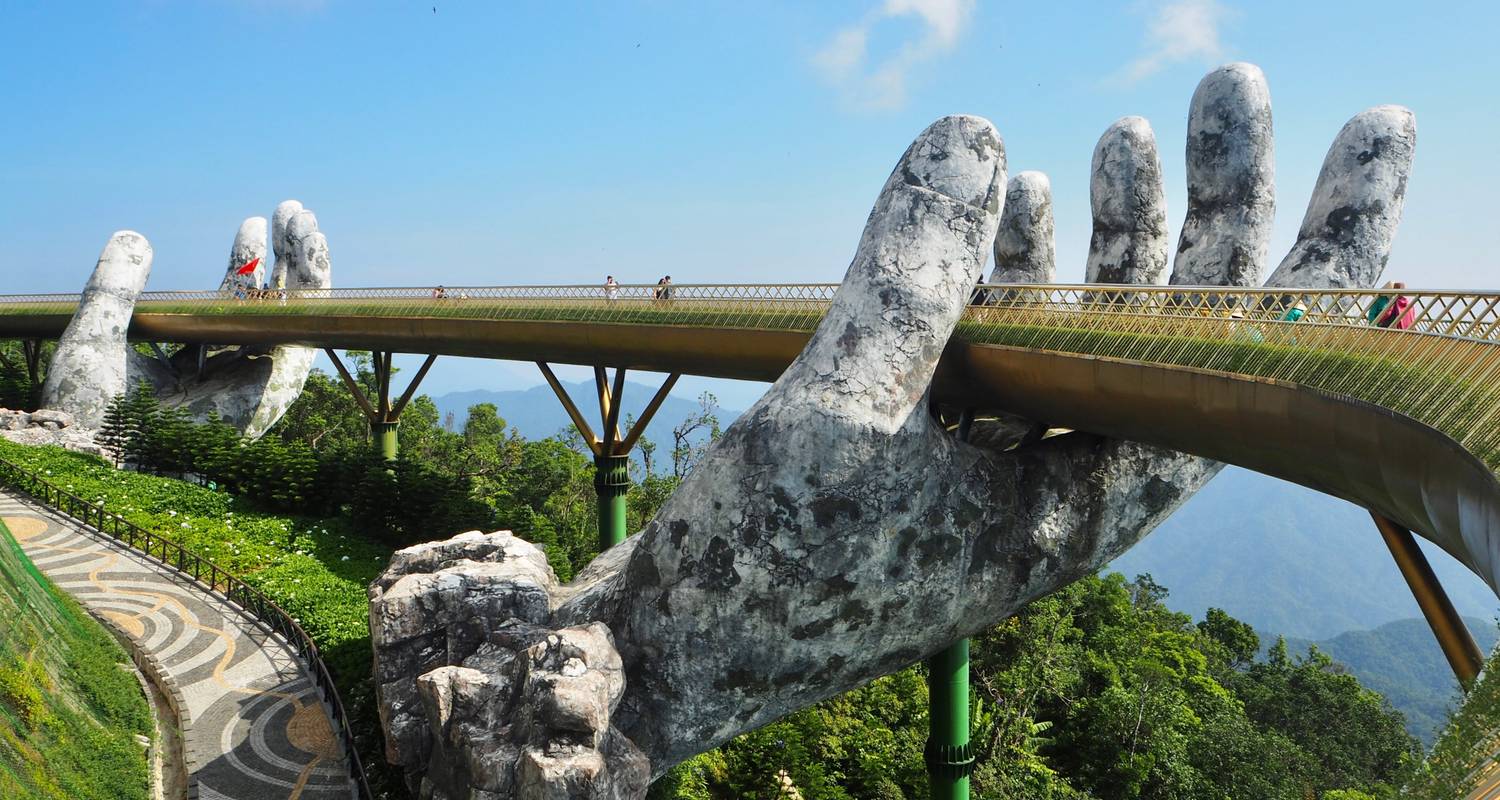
left=373, top=421, right=400, bottom=461
left=926, top=638, right=974, bottom=799
left=594, top=454, right=630, bottom=551
left=926, top=408, right=975, bottom=800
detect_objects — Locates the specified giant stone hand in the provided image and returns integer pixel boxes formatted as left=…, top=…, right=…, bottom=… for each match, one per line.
left=369, top=65, right=1415, bottom=799
left=38, top=200, right=331, bottom=438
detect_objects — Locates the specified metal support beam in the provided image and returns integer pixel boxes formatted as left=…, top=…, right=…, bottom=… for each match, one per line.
left=1372, top=512, right=1485, bottom=685
left=618, top=373, right=680, bottom=455
left=538, top=365, right=683, bottom=552
left=149, top=342, right=179, bottom=377
left=927, top=408, right=976, bottom=800
left=538, top=362, right=600, bottom=454
left=325, top=349, right=438, bottom=461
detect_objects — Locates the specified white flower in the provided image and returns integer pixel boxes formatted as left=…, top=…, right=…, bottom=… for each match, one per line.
left=340, top=555, right=350, bottom=562
left=181, top=522, right=190, bottom=529
left=168, top=510, right=177, bottom=517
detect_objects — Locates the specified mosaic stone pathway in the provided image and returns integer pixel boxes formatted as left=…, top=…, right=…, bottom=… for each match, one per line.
left=0, top=490, right=354, bottom=800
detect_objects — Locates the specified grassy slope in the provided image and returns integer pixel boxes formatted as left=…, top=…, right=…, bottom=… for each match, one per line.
left=0, top=516, right=153, bottom=799
left=0, top=439, right=405, bottom=797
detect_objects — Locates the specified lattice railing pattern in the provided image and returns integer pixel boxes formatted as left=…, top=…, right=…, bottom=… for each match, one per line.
left=1, top=283, right=1496, bottom=471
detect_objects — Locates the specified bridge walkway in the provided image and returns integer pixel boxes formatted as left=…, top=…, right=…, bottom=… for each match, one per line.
left=0, top=490, right=355, bottom=800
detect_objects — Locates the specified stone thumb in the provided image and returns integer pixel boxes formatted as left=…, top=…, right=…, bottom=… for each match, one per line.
left=769, top=115, right=1005, bottom=430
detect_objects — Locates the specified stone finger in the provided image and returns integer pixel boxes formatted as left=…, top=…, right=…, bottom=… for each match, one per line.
left=991, top=171, right=1055, bottom=284
left=767, top=114, right=1005, bottom=429
left=1171, top=62, right=1275, bottom=288
left=217, top=216, right=268, bottom=291
left=1086, top=116, right=1169, bottom=286
left=1265, top=105, right=1416, bottom=289
left=270, top=200, right=303, bottom=291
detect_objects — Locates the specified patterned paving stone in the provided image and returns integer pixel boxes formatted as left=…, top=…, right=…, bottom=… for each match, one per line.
left=0, top=491, right=356, bottom=800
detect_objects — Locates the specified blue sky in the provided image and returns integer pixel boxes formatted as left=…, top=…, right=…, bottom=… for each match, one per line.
left=2, top=0, right=1496, bottom=403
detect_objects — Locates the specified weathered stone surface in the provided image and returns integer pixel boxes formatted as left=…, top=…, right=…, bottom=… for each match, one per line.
left=370, top=531, right=647, bottom=798
left=1266, top=105, right=1416, bottom=288
left=217, top=216, right=268, bottom=291
left=39, top=231, right=153, bottom=428
left=28, top=409, right=73, bottom=428
left=1086, top=117, right=1169, bottom=285
left=286, top=210, right=332, bottom=291
left=373, top=69, right=1417, bottom=799
left=991, top=171, right=1055, bottom=283
left=1172, top=62, right=1275, bottom=288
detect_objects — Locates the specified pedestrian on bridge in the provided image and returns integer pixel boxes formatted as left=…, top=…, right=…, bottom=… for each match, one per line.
left=605, top=275, right=619, bottom=301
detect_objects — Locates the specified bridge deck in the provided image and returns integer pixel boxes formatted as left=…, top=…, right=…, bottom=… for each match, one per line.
left=1, top=283, right=1497, bottom=596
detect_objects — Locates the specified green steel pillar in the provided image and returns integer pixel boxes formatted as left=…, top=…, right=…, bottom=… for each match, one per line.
left=373, top=421, right=400, bottom=461
left=594, top=454, right=630, bottom=551
left=926, top=639, right=974, bottom=799
left=926, top=408, right=975, bottom=800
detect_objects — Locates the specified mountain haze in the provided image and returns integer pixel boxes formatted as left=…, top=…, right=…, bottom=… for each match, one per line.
left=1109, top=467, right=1498, bottom=639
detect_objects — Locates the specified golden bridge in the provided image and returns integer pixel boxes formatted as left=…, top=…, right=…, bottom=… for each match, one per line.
left=1, top=282, right=1497, bottom=686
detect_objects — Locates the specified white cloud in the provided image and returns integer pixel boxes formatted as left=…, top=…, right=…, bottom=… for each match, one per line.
left=1116, top=0, right=1231, bottom=85
left=812, top=0, right=975, bottom=111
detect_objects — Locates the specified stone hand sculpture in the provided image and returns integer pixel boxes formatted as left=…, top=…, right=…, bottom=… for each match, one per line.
left=370, top=64, right=1415, bottom=799
left=38, top=200, right=331, bottom=438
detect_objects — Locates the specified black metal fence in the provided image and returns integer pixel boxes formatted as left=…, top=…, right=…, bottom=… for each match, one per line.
left=0, top=455, right=372, bottom=799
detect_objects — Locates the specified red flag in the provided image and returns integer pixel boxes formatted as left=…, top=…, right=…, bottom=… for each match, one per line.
left=236, top=256, right=261, bottom=276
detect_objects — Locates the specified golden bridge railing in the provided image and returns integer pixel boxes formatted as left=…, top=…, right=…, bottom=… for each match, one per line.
left=0, top=283, right=1496, bottom=471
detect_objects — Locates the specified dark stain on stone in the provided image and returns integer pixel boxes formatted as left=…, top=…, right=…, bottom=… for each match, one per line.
left=669, top=519, right=690, bottom=547
left=837, top=321, right=861, bottom=355
left=695, top=536, right=741, bottom=591
left=815, top=574, right=856, bottom=603
left=627, top=551, right=659, bottom=588
left=716, top=668, right=770, bottom=694
left=791, top=615, right=836, bottom=641
left=809, top=494, right=861, bottom=528
left=838, top=599, right=873, bottom=630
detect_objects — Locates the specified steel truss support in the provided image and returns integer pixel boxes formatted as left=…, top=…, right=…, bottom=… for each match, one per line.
left=325, top=349, right=438, bottom=461
left=927, top=409, right=976, bottom=800
left=1372, top=512, right=1486, bottom=685
left=537, top=362, right=680, bottom=551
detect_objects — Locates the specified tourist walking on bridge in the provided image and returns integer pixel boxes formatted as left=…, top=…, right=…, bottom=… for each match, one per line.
left=605, top=275, right=619, bottom=301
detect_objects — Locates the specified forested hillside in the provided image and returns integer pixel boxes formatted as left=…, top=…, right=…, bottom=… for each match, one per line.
left=0, top=517, right=152, bottom=800
left=1284, top=618, right=1499, bottom=745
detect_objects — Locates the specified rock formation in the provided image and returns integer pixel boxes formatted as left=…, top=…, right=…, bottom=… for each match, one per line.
left=1172, top=62, right=1275, bottom=288
left=991, top=170, right=1055, bottom=283
left=371, top=63, right=1418, bottom=799
left=1086, top=116, right=1169, bottom=285
left=38, top=231, right=153, bottom=428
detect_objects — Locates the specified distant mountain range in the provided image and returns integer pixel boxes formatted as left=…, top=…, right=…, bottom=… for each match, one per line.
left=1277, top=617, right=1498, bottom=745
left=1108, top=467, right=1498, bottom=640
